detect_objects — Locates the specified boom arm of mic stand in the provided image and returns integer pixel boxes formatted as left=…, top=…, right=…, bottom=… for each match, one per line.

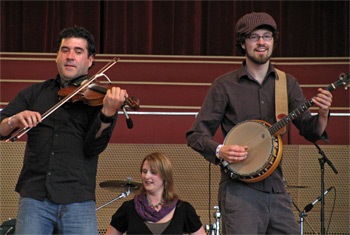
left=313, top=142, right=338, bottom=174
left=96, top=188, right=130, bottom=211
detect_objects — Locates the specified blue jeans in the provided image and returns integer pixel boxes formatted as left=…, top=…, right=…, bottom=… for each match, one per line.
left=15, top=197, right=98, bottom=235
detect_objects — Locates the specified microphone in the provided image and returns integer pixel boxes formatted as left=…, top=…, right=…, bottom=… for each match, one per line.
left=122, top=106, right=133, bottom=129
left=303, top=187, right=333, bottom=212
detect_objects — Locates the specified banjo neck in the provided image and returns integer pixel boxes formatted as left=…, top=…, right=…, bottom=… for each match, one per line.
left=269, top=99, right=313, bottom=136
left=269, top=73, right=350, bottom=136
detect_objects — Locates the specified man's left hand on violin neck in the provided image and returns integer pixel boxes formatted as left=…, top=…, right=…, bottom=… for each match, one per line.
left=102, top=87, right=128, bottom=116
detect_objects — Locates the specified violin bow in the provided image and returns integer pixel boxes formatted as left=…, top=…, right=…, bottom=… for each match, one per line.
left=6, top=58, right=118, bottom=142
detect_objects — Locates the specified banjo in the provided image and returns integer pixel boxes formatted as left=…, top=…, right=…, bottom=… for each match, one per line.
left=220, top=73, right=349, bottom=183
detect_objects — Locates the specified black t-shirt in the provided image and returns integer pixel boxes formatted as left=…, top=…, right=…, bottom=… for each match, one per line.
left=110, top=199, right=203, bottom=234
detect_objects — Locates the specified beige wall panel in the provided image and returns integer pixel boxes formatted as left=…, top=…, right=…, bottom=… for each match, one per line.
left=1, top=142, right=349, bottom=234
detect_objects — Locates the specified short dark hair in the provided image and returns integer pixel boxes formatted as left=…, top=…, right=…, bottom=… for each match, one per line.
left=235, top=25, right=279, bottom=55
left=55, top=26, right=96, bottom=58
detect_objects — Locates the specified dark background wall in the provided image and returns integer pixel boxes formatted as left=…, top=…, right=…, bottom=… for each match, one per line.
left=1, top=0, right=349, bottom=57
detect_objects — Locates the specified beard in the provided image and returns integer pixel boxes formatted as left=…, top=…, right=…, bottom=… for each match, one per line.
left=246, top=47, right=272, bottom=65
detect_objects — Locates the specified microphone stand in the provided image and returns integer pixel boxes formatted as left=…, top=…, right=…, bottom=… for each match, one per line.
left=284, top=177, right=317, bottom=235
left=96, top=187, right=130, bottom=211
left=313, top=142, right=338, bottom=235
left=291, top=197, right=319, bottom=235
left=291, top=199, right=306, bottom=235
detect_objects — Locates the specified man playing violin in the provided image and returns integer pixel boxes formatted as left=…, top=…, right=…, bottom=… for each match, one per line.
left=186, top=12, right=333, bottom=234
left=0, top=26, right=127, bottom=234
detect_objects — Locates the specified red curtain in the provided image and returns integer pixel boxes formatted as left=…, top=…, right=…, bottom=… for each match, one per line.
left=1, top=0, right=349, bottom=57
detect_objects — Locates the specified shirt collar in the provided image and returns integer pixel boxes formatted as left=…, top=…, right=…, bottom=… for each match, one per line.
left=56, top=74, right=89, bottom=88
left=237, top=59, right=277, bottom=83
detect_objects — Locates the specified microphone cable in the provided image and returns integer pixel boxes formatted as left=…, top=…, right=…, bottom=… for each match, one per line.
left=208, top=162, right=212, bottom=229
left=326, top=187, right=337, bottom=235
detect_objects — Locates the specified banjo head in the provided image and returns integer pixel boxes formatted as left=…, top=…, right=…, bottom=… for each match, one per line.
left=223, top=120, right=275, bottom=176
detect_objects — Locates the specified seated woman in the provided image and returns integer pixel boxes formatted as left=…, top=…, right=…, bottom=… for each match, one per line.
left=105, top=152, right=206, bottom=235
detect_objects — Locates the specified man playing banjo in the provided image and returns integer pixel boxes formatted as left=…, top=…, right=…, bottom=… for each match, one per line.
left=186, top=12, right=332, bottom=234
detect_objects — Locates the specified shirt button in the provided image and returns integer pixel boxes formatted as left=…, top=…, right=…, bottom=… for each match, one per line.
left=261, top=100, right=265, bottom=104
left=47, top=172, right=51, bottom=176
left=51, top=152, right=54, bottom=155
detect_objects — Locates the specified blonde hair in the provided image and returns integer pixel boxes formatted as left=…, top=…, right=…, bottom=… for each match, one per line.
left=137, top=152, right=178, bottom=205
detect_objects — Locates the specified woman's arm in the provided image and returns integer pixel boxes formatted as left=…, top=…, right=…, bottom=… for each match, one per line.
left=105, top=225, right=123, bottom=235
left=190, top=226, right=207, bottom=235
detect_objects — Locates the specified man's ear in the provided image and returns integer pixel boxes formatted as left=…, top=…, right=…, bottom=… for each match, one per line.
left=88, top=55, right=94, bottom=68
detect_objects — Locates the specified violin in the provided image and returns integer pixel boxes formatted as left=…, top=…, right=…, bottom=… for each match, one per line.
left=58, top=81, right=140, bottom=111
left=58, top=81, right=139, bottom=129
left=6, top=58, right=137, bottom=142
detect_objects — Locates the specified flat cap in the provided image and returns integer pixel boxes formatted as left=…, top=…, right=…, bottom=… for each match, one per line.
left=236, top=12, right=277, bottom=35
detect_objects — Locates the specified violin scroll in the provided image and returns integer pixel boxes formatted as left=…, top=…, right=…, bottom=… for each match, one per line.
left=124, top=97, right=140, bottom=111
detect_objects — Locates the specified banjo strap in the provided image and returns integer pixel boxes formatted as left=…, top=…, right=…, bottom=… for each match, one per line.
left=275, top=68, right=288, bottom=134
